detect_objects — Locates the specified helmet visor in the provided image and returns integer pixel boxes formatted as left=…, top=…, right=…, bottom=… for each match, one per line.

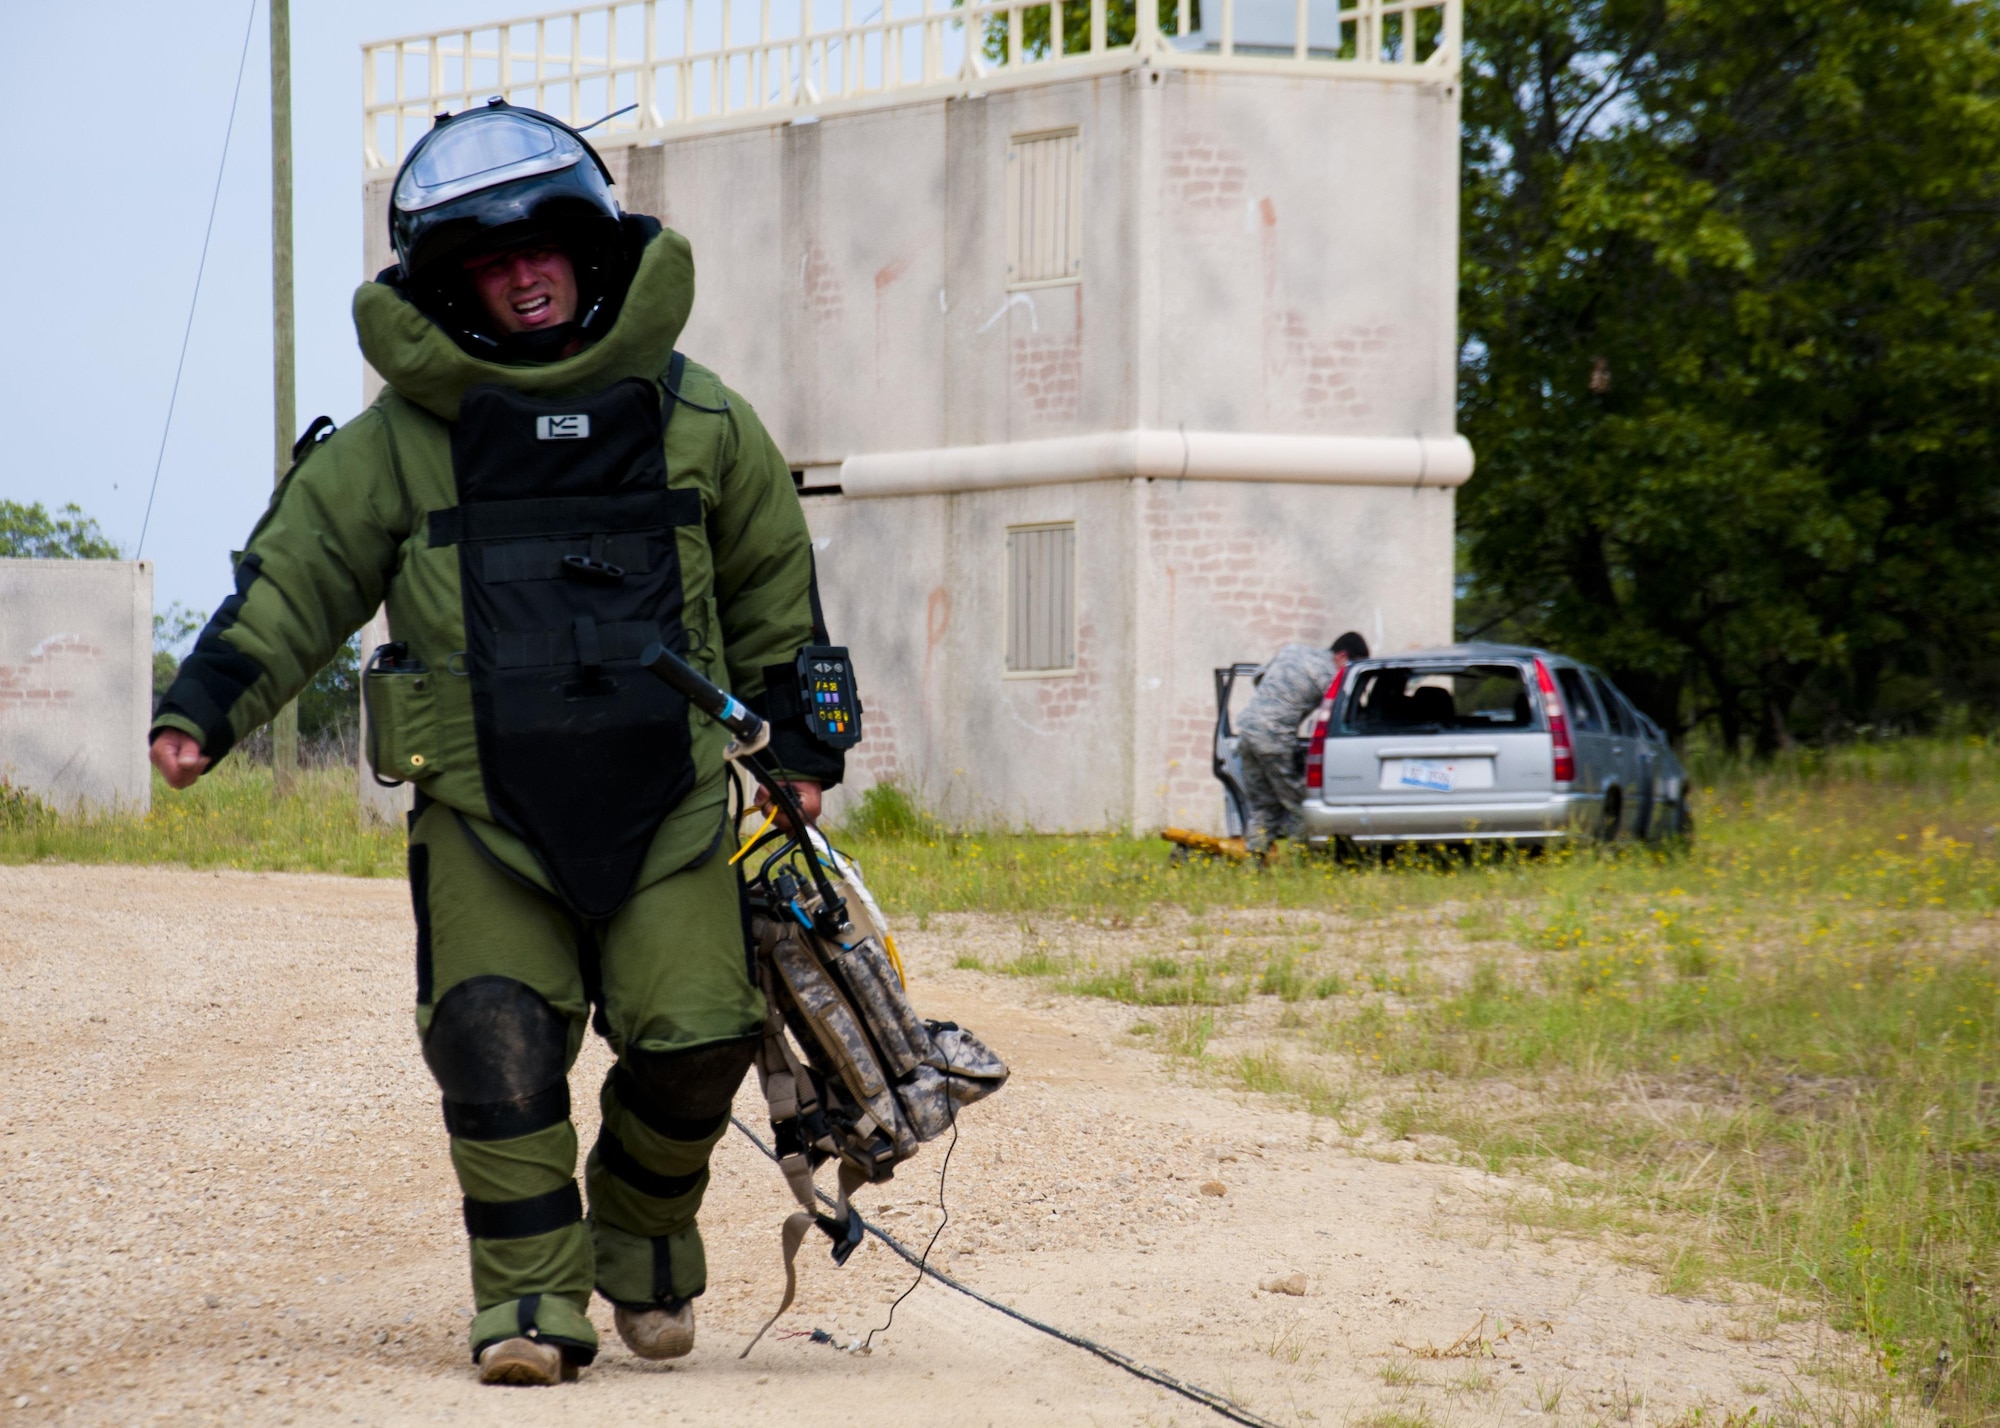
left=395, top=109, right=585, bottom=215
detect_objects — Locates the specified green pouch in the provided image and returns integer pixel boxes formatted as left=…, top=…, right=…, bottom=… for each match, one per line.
left=364, top=642, right=441, bottom=783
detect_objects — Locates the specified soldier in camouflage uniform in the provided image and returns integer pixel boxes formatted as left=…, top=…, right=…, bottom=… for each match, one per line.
left=1237, top=632, right=1369, bottom=852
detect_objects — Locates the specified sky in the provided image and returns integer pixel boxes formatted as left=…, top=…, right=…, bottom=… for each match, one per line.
left=2, top=0, right=553, bottom=641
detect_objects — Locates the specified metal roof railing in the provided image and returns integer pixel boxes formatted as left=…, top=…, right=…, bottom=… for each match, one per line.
left=362, top=0, right=1458, bottom=172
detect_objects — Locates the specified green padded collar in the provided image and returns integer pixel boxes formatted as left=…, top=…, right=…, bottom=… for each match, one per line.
left=353, top=225, right=695, bottom=422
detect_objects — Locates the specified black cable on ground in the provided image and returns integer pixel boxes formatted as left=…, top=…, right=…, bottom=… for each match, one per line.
left=728, top=1117, right=1287, bottom=1428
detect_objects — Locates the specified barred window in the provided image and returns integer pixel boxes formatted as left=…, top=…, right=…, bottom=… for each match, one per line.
left=1005, top=523, right=1076, bottom=673
left=1005, top=129, right=1083, bottom=288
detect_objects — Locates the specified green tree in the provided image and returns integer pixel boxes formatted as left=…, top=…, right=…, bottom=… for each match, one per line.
left=153, top=604, right=205, bottom=708
left=295, top=635, right=361, bottom=744
left=975, top=0, right=1191, bottom=61
left=1457, top=0, right=2000, bottom=751
left=0, top=500, right=121, bottom=559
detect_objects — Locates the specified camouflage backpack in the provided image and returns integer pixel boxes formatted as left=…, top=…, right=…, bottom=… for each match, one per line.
left=738, top=832, right=1007, bottom=1352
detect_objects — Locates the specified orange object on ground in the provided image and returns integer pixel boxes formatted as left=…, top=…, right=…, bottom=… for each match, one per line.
left=1160, top=827, right=1251, bottom=861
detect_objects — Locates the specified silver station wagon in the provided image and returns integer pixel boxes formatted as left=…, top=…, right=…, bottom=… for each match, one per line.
left=1295, top=644, right=1691, bottom=849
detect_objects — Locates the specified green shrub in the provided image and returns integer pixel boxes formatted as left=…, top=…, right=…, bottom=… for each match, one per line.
left=838, top=781, right=940, bottom=842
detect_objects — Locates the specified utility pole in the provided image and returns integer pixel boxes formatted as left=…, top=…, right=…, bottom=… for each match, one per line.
left=270, top=0, right=299, bottom=795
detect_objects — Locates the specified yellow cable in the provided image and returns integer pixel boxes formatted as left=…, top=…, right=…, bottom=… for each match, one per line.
left=882, top=933, right=908, bottom=988
left=729, top=808, right=778, bottom=865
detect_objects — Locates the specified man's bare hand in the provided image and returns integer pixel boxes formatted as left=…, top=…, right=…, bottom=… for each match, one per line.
left=150, top=730, right=211, bottom=790
left=753, top=780, right=822, bottom=834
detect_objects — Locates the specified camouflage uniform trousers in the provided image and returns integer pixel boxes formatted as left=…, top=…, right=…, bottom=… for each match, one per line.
left=1239, top=735, right=1307, bottom=851
left=1235, top=643, right=1336, bottom=852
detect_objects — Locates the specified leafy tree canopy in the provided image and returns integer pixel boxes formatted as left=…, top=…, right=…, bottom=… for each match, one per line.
left=1458, top=0, right=2000, bottom=751
left=0, top=501, right=121, bottom=560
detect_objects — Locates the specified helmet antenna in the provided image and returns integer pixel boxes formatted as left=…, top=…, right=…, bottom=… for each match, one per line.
left=577, top=102, right=639, bottom=134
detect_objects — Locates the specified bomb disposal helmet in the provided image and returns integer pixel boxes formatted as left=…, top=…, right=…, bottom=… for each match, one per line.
left=389, top=100, right=627, bottom=353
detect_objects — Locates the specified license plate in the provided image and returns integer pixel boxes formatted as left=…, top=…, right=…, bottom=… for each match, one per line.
left=1399, top=760, right=1455, bottom=792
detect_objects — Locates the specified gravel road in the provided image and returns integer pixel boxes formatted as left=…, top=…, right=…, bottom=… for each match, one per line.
left=0, top=864, right=1841, bottom=1426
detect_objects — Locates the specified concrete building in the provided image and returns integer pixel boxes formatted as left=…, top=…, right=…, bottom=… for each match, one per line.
left=0, top=559, right=153, bottom=814
left=359, top=0, right=1470, bottom=831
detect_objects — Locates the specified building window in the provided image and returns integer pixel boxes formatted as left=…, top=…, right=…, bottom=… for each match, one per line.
left=1005, top=129, right=1083, bottom=289
left=1005, top=523, right=1076, bottom=673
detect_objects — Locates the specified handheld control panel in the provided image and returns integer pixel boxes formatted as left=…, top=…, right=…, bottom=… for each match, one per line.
left=797, top=646, right=862, bottom=749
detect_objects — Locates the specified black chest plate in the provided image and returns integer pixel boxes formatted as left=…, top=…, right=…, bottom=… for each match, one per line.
left=436, top=370, right=702, bottom=916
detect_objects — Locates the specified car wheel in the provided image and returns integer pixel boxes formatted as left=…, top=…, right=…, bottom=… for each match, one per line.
left=1598, top=789, right=1623, bottom=843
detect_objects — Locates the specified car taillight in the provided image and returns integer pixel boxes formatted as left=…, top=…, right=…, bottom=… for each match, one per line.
left=1303, top=665, right=1347, bottom=791
left=1534, top=657, right=1575, bottom=784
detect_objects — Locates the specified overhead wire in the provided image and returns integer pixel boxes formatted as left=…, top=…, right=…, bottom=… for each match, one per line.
left=138, top=0, right=260, bottom=559
left=727, top=1117, right=1288, bottom=1428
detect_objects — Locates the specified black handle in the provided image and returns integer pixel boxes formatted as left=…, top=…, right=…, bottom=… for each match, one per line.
left=639, top=641, right=764, bottom=743
left=640, top=640, right=848, bottom=936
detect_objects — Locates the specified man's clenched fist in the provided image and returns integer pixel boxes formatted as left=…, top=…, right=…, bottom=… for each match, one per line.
left=150, top=730, right=211, bottom=790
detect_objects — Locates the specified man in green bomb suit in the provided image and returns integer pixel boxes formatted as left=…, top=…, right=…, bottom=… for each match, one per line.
left=148, top=100, right=846, bottom=1387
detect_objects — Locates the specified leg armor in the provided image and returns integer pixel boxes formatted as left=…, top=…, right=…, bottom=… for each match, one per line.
left=427, top=976, right=596, bottom=1364
left=588, top=1035, right=759, bottom=1309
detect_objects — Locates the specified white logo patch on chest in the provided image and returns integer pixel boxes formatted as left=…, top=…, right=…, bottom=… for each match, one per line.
left=536, top=414, right=591, bottom=440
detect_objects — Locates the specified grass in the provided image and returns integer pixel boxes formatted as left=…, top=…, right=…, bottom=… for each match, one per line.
left=5, top=745, right=1998, bottom=1417
left=830, top=754, right=2000, bottom=1422
left=0, top=759, right=404, bottom=876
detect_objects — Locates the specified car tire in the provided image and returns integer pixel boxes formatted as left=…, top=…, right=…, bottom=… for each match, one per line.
left=1598, top=789, right=1623, bottom=843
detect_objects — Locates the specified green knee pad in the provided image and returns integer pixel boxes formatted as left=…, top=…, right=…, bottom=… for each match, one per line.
left=592, top=1218, right=707, bottom=1309
left=468, top=1288, right=598, bottom=1364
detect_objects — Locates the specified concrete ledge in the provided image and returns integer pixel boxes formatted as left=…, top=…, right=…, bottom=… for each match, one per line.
left=839, top=430, right=1475, bottom=498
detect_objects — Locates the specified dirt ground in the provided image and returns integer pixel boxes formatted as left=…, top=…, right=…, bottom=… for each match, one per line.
left=0, top=864, right=1847, bottom=1427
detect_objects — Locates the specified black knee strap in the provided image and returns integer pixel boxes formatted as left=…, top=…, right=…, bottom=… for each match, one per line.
left=463, top=1182, right=582, bottom=1240
left=614, top=1034, right=758, bottom=1142
left=425, top=976, right=571, bottom=1141
left=444, top=1083, right=571, bottom=1141
left=595, top=1126, right=705, bottom=1200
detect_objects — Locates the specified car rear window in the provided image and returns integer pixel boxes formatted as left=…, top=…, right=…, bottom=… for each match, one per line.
left=1555, top=667, right=1605, bottom=732
left=1336, top=664, right=1536, bottom=734
left=1589, top=672, right=1634, bottom=736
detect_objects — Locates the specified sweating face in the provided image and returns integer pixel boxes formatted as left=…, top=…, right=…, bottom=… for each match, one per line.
left=461, top=245, right=579, bottom=334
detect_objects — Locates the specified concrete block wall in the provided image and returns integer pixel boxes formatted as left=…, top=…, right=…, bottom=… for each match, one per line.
left=0, top=559, right=153, bottom=814
left=363, top=68, right=1460, bottom=448
left=618, top=66, right=1459, bottom=456
left=807, top=476, right=1454, bottom=832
